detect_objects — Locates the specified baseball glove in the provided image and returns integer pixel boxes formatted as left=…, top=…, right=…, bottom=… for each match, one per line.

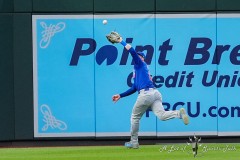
left=106, top=31, right=121, bottom=44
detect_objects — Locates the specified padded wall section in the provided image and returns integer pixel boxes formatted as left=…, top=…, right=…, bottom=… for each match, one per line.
left=32, top=0, right=93, bottom=12
left=0, top=14, right=15, bottom=140
left=94, top=0, right=155, bottom=12
left=14, top=0, right=32, bottom=12
left=156, top=0, right=216, bottom=11
left=0, top=0, right=13, bottom=12
left=217, top=0, right=240, bottom=11
left=13, top=13, right=33, bottom=140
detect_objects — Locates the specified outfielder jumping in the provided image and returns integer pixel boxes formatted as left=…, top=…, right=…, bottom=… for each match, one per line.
left=107, top=31, right=189, bottom=149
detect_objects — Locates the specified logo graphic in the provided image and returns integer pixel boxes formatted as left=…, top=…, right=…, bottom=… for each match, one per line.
left=187, top=135, right=202, bottom=157
left=40, top=104, right=67, bottom=131
left=39, top=22, right=66, bottom=49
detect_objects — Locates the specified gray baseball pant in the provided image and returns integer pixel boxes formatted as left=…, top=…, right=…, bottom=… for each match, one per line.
left=130, top=88, right=180, bottom=143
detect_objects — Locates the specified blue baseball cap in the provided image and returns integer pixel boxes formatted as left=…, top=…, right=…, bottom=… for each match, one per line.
left=137, top=52, right=145, bottom=58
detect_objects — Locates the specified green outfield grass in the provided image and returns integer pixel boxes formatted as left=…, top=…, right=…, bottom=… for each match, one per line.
left=0, top=143, right=239, bottom=160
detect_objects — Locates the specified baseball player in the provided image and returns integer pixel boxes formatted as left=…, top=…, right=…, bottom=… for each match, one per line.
left=108, top=32, right=189, bottom=149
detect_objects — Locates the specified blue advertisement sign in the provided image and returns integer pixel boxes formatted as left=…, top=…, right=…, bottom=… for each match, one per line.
left=33, top=15, right=96, bottom=137
left=155, top=14, right=218, bottom=136
left=217, top=14, right=240, bottom=136
left=33, top=14, right=240, bottom=137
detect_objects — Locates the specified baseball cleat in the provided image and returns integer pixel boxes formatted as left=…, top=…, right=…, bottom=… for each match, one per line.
left=180, top=108, right=189, bottom=125
left=124, top=141, right=139, bottom=149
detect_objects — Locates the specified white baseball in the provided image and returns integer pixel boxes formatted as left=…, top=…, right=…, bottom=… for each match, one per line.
left=103, top=20, right=108, bottom=25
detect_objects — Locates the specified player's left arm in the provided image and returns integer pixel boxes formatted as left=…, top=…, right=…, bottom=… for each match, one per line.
left=119, top=38, right=142, bottom=65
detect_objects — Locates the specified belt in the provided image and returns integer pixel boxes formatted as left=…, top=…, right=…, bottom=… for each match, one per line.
left=138, top=88, right=155, bottom=94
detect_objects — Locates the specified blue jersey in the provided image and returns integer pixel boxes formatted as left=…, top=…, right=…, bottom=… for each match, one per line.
left=120, top=47, right=155, bottom=98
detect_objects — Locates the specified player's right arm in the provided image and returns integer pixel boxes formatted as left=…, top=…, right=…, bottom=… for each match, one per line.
left=112, top=94, right=120, bottom=103
left=112, top=85, right=137, bottom=103
left=119, top=84, right=137, bottom=98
